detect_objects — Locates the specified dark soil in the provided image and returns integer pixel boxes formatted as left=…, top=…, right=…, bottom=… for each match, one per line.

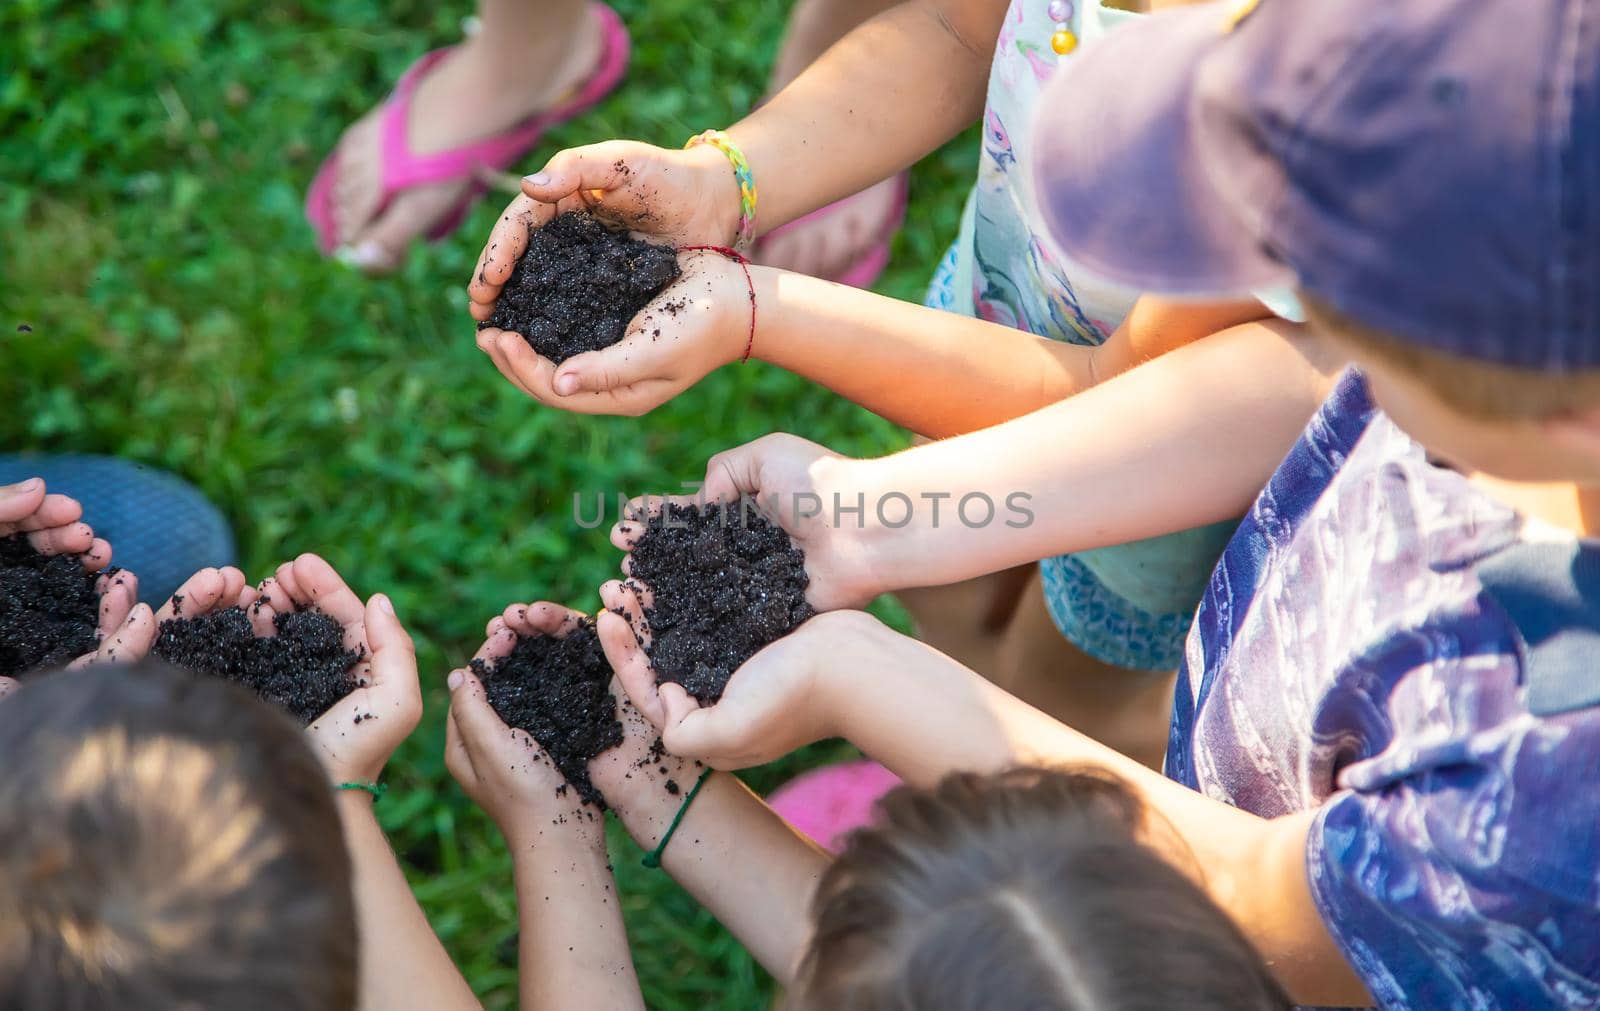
left=478, top=210, right=681, bottom=364
left=471, top=619, right=623, bottom=809
left=153, top=607, right=363, bottom=725
left=0, top=535, right=104, bottom=677
left=627, top=501, right=815, bottom=705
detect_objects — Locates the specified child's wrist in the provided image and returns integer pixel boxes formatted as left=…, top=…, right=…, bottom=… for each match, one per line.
left=683, top=141, right=748, bottom=249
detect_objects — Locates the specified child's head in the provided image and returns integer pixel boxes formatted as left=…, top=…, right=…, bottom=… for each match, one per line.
left=1027, top=0, right=1600, bottom=483
left=790, top=768, right=1288, bottom=1011
left=0, top=661, right=357, bottom=1011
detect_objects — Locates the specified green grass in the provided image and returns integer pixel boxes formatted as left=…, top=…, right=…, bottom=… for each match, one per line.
left=0, top=2, right=976, bottom=1006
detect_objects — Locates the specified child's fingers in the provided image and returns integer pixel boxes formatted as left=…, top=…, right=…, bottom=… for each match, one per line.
left=155, top=568, right=229, bottom=622
left=94, top=570, right=138, bottom=639
left=659, top=683, right=758, bottom=769
left=470, top=621, right=518, bottom=667
left=25, top=521, right=94, bottom=558
left=495, top=333, right=566, bottom=403
left=246, top=598, right=279, bottom=637
left=443, top=705, right=479, bottom=788
left=271, top=559, right=305, bottom=604
left=600, top=580, right=653, bottom=644
left=289, top=554, right=363, bottom=627
left=78, top=537, right=113, bottom=573
left=470, top=194, right=545, bottom=301
left=255, top=576, right=296, bottom=615
left=364, top=594, right=417, bottom=708
left=216, top=566, right=248, bottom=609
left=0, top=477, right=46, bottom=525
left=74, top=603, right=156, bottom=667
left=529, top=601, right=586, bottom=637
left=597, top=606, right=663, bottom=728
left=1, top=492, right=83, bottom=536
left=521, top=145, right=636, bottom=207
left=609, top=494, right=694, bottom=551
left=445, top=668, right=512, bottom=759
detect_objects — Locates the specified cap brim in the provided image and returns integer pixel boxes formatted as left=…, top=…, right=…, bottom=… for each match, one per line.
left=1031, top=3, right=1290, bottom=297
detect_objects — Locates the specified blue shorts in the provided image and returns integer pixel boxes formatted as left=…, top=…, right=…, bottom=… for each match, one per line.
left=924, top=244, right=1238, bottom=672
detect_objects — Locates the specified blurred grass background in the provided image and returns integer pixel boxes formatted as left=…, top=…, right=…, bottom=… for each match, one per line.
left=0, top=0, right=977, bottom=1006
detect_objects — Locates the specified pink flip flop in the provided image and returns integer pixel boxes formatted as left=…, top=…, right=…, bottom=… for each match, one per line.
left=768, top=758, right=902, bottom=854
left=306, top=2, right=630, bottom=258
left=753, top=171, right=910, bottom=289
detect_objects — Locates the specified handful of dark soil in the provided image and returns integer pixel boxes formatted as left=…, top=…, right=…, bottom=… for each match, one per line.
left=470, top=619, right=623, bottom=809
left=0, top=535, right=104, bottom=677
left=478, top=210, right=681, bottom=364
left=153, top=607, right=362, bottom=725
left=627, top=501, right=815, bottom=705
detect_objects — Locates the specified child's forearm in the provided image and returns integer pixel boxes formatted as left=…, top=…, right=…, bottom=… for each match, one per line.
left=609, top=773, right=828, bottom=983
left=753, top=272, right=1273, bottom=439
left=508, top=834, right=644, bottom=1011
left=337, top=794, right=482, bottom=1011
left=817, top=619, right=1369, bottom=1006
left=844, top=317, right=1342, bottom=594
left=752, top=268, right=1092, bottom=438
left=728, top=0, right=1001, bottom=231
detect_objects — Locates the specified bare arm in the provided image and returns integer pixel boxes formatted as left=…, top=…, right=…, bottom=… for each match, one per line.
left=816, top=617, right=1372, bottom=1007
left=727, top=0, right=1004, bottom=232
left=749, top=271, right=1270, bottom=438
left=618, top=612, right=1374, bottom=1007
left=337, top=795, right=483, bottom=1011
left=446, top=607, right=644, bottom=1011
left=589, top=681, right=829, bottom=983
left=680, top=316, right=1345, bottom=610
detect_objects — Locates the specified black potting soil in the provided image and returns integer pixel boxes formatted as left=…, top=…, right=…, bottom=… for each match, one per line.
left=627, top=501, right=815, bottom=705
left=470, top=619, right=623, bottom=809
left=153, top=607, right=362, bottom=725
left=0, top=535, right=104, bottom=677
left=478, top=210, right=681, bottom=364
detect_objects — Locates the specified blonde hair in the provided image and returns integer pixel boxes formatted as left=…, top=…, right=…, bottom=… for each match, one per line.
left=1302, top=294, right=1600, bottom=421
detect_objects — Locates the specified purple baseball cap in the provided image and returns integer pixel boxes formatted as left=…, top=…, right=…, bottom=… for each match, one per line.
left=1031, top=0, right=1600, bottom=371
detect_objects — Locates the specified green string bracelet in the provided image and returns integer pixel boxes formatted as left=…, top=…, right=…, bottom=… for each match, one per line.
left=336, top=780, right=387, bottom=801
left=642, top=769, right=713, bottom=869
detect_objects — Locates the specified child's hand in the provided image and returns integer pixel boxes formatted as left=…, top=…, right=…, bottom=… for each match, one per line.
left=0, top=477, right=153, bottom=682
left=467, top=139, right=738, bottom=319
left=598, top=595, right=879, bottom=768
left=610, top=434, right=886, bottom=614
left=256, top=554, right=421, bottom=786
left=474, top=250, right=753, bottom=417
left=444, top=602, right=607, bottom=849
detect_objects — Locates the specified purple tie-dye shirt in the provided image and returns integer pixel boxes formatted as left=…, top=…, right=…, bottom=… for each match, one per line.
left=1168, top=370, right=1600, bottom=1009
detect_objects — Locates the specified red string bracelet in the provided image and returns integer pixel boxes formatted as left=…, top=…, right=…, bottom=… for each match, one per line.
left=679, top=244, right=758, bottom=363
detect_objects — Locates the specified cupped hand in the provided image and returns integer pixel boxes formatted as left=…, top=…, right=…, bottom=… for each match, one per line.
left=597, top=588, right=873, bottom=769
left=473, top=249, right=753, bottom=416
left=609, top=434, right=885, bottom=618
left=253, top=554, right=421, bottom=785
left=0, top=477, right=154, bottom=681
left=468, top=139, right=737, bottom=317
left=444, top=601, right=608, bottom=848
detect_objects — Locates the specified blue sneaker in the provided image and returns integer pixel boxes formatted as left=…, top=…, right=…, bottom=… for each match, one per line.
left=0, top=455, right=236, bottom=606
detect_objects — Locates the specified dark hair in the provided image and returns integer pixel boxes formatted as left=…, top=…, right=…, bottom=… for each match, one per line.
left=792, top=767, right=1289, bottom=1011
left=0, top=661, right=358, bottom=1011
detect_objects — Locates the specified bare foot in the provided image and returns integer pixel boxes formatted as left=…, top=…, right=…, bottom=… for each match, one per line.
left=328, top=14, right=603, bottom=274
left=750, top=173, right=905, bottom=283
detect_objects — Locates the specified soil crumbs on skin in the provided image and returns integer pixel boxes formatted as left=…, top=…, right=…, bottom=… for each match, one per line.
left=628, top=501, right=815, bottom=705
left=478, top=210, right=681, bottom=364
left=472, top=619, right=623, bottom=809
left=154, top=608, right=362, bottom=725
left=0, top=535, right=102, bottom=677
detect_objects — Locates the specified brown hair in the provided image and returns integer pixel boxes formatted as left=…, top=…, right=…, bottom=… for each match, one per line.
left=1302, top=293, right=1600, bottom=421
left=791, top=767, right=1289, bottom=1011
left=0, top=661, right=358, bottom=1011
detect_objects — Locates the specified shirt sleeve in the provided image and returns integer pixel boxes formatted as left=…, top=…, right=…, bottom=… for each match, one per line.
left=1306, top=693, right=1600, bottom=1010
